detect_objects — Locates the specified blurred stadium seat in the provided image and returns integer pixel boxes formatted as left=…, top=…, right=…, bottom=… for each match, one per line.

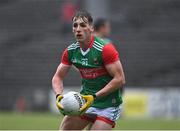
left=0, top=0, right=179, bottom=114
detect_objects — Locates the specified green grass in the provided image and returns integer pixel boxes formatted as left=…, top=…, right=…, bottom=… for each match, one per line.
left=0, top=112, right=180, bottom=130
left=0, top=112, right=61, bottom=130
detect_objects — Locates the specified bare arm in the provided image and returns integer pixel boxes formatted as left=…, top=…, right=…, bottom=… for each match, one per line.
left=96, top=60, right=125, bottom=97
left=52, top=63, right=71, bottom=95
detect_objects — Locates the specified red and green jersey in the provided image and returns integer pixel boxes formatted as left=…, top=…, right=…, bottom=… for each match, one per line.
left=61, top=36, right=122, bottom=108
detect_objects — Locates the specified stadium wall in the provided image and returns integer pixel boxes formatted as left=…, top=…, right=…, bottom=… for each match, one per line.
left=49, top=87, right=180, bottom=118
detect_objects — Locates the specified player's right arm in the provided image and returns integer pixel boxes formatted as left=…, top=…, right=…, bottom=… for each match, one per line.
left=52, top=49, right=72, bottom=114
left=52, top=63, right=71, bottom=96
left=52, top=63, right=71, bottom=114
left=52, top=48, right=72, bottom=96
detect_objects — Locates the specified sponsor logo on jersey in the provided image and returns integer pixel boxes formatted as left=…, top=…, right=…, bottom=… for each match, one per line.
left=79, top=67, right=108, bottom=79
left=72, top=58, right=77, bottom=63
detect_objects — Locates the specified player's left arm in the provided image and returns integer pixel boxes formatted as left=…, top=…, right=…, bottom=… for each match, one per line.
left=80, top=44, right=125, bottom=112
left=80, top=59, right=125, bottom=113
left=96, top=43, right=125, bottom=98
left=80, top=58, right=125, bottom=113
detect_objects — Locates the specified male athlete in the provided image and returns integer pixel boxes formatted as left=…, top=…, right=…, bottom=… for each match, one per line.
left=52, top=11, right=125, bottom=130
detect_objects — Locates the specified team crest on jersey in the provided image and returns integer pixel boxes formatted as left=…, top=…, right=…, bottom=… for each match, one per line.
left=94, top=58, right=99, bottom=65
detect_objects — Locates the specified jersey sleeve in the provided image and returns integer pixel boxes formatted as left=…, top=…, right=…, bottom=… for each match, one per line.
left=102, top=43, right=119, bottom=65
left=61, top=48, right=72, bottom=65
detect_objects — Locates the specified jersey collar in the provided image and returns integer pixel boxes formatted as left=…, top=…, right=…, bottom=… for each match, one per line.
left=79, top=35, right=94, bottom=56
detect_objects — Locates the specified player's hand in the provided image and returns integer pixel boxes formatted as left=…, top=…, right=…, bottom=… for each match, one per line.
left=79, top=94, right=95, bottom=115
left=56, top=94, right=66, bottom=115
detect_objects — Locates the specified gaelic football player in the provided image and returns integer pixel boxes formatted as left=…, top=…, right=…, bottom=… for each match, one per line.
left=52, top=10, right=125, bottom=130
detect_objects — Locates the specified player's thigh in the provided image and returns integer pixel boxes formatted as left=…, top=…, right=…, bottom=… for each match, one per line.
left=90, top=120, right=112, bottom=130
left=60, top=115, right=90, bottom=130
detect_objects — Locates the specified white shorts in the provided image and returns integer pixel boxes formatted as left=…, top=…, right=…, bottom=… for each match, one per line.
left=80, top=105, right=122, bottom=127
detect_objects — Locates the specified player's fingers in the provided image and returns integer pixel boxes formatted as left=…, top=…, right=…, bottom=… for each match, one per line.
left=80, top=103, right=87, bottom=112
left=80, top=95, right=87, bottom=100
left=80, top=98, right=92, bottom=112
left=56, top=102, right=63, bottom=109
left=56, top=95, right=64, bottom=109
left=81, top=95, right=93, bottom=101
left=56, top=95, right=63, bottom=102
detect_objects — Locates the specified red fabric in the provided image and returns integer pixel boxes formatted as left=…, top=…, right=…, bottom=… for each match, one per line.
left=79, top=67, right=108, bottom=79
left=96, top=116, right=115, bottom=128
left=89, top=35, right=95, bottom=48
left=80, top=115, right=115, bottom=128
left=102, top=43, right=119, bottom=65
left=80, top=115, right=95, bottom=123
left=61, top=48, right=71, bottom=65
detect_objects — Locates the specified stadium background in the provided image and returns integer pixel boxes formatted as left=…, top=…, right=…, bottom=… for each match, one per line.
left=0, top=0, right=180, bottom=130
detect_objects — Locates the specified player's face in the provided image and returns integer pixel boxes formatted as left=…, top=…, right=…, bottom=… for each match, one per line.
left=72, top=17, right=93, bottom=43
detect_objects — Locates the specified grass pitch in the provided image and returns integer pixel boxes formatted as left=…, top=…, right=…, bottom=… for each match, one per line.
left=0, top=112, right=180, bottom=130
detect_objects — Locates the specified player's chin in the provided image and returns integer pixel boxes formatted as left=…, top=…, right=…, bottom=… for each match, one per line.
left=76, top=37, right=84, bottom=43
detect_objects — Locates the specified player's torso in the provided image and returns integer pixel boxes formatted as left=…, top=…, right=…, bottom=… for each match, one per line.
left=67, top=36, right=122, bottom=108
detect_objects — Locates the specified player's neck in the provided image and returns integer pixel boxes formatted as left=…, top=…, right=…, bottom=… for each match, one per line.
left=80, top=35, right=93, bottom=51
